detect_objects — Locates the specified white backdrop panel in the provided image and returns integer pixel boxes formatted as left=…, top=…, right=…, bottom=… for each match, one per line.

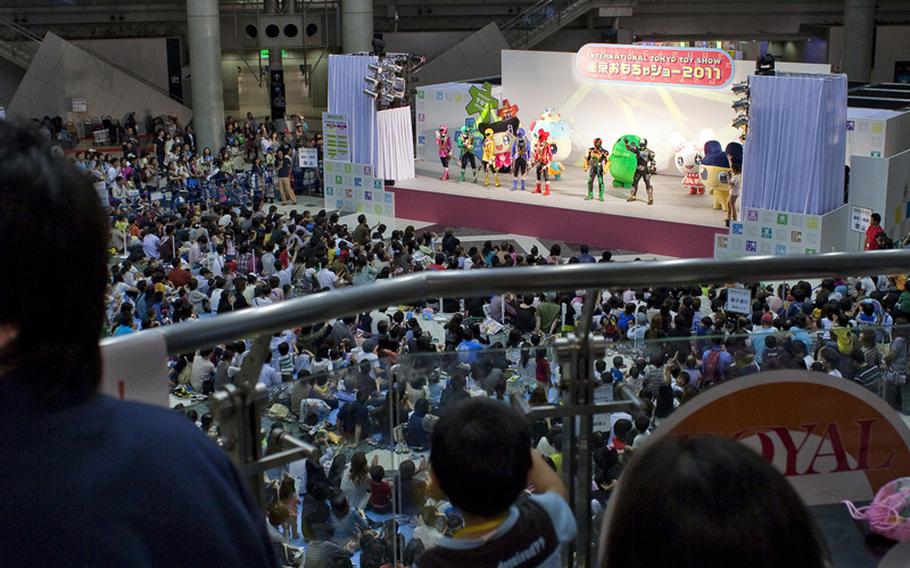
left=376, top=106, right=415, bottom=181
left=415, top=82, right=503, bottom=163
left=501, top=49, right=829, bottom=173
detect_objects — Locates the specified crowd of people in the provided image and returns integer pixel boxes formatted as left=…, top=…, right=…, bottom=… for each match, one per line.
left=65, top=111, right=324, bottom=210
left=7, top=112, right=903, bottom=566
left=102, top=151, right=910, bottom=566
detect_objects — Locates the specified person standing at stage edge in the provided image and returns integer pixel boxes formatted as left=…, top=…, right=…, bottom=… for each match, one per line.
left=865, top=213, right=886, bottom=251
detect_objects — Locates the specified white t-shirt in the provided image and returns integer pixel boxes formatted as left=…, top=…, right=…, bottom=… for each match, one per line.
left=209, top=288, right=223, bottom=309
left=729, top=173, right=742, bottom=197
left=210, top=254, right=225, bottom=278
left=315, top=268, right=338, bottom=290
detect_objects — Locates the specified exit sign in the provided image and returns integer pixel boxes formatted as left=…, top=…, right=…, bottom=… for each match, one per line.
left=260, top=49, right=288, bottom=58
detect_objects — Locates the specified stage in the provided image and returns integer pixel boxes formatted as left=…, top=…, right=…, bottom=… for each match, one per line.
left=390, top=164, right=728, bottom=258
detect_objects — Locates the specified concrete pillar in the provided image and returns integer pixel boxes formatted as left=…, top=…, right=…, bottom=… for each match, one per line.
left=843, top=0, right=875, bottom=81
left=186, top=0, right=225, bottom=152
left=342, top=0, right=373, bottom=54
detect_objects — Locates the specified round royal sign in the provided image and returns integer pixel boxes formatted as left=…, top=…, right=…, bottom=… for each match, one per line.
left=652, top=371, right=910, bottom=506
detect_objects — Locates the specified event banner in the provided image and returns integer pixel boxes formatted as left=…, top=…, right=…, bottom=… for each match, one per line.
left=575, top=44, right=734, bottom=88
left=323, top=160, right=395, bottom=219
left=714, top=206, right=822, bottom=258
left=321, top=112, right=351, bottom=162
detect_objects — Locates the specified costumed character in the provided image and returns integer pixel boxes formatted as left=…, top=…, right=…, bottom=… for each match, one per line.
left=456, top=125, right=479, bottom=183
left=609, top=135, right=640, bottom=188
left=481, top=128, right=496, bottom=187
left=435, top=126, right=452, bottom=181
left=511, top=127, right=531, bottom=191
left=530, top=108, right=571, bottom=180
left=669, top=133, right=705, bottom=195
left=478, top=110, right=520, bottom=189
left=700, top=140, right=732, bottom=210
left=625, top=138, right=656, bottom=205
left=533, top=129, right=556, bottom=196
left=583, top=138, right=609, bottom=201
left=548, top=161, right=565, bottom=180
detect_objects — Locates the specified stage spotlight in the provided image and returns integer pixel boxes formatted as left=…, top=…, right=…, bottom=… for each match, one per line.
left=755, top=53, right=775, bottom=76
left=382, top=62, right=403, bottom=74
left=732, top=116, right=749, bottom=129
left=363, top=89, right=379, bottom=99
left=731, top=81, right=749, bottom=95
left=364, top=76, right=379, bottom=88
left=368, top=63, right=382, bottom=74
left=732, top=98, right=750, bottom=112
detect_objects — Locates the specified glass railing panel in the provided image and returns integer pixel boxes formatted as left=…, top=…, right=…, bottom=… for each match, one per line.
left=163, top=298, right=910, bottom=567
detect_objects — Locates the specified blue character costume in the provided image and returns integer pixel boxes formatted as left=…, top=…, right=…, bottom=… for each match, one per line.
left=511, top=128, right=531, bottom=191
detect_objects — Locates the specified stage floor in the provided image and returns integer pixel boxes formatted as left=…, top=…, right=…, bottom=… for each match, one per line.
left=405, top=163, right=727, bottom=229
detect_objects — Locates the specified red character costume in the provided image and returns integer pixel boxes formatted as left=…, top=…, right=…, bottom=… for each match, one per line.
left=533, top=130, right=554, bottom=196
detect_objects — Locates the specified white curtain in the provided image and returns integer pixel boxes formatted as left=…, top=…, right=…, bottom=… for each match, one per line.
left=327, top=54, right=378, bottom=165
left=376, top=106, right=415, bottom=181
left=741, top=73, right=847, bottom=215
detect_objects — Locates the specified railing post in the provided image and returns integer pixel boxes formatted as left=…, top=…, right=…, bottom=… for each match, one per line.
left=556, top=290, right=599, bottom=568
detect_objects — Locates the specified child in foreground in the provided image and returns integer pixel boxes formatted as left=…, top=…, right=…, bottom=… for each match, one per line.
left=416, top=398, right=576, bottom=567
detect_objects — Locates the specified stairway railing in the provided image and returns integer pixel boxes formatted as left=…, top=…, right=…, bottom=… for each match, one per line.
left=500, top=0, right=592, bottom=49
left=0, top=14, right=186, bottom=107
left=0, top=15, right=40, bottom=68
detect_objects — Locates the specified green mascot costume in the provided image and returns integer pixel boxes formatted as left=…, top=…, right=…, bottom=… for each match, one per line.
left=609, top=134, right=640, bottom=188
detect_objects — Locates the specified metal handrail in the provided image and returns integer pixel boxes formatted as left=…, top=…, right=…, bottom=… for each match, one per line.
left=501, top=0, right=554, bottom=30
left=0, top=14, right=43, bottom=44
left=0, top=14, right=185, bottom=106
left=101, top=250, right=910, bottom=356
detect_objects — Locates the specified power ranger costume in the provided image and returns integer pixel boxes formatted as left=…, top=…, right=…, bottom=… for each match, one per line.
left=583, top=138, right=609, bottom=201
left=533, top=130, right=554, bottom=196
left=457, top=125, right=479, bottom=183
left=436, top=126, right=452, bottom=181
left=481, top=128, right=499, bottom=187
left=511, top=128, right=530, bottom=191
left=625, top=138, right=656, bottom=205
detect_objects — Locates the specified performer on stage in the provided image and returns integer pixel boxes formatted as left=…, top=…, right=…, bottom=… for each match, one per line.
left=533, top=129, right=554, bottom=196
left=511, top=128, right=530, bottom=191
left=625, top=138, right=656, bottom=205
left=482, top=128, right=498, bottom=187
left=436, top=125, right=452, bottom=181
left=583, top=138, right=609, bottom=201
left=457, top=125, right=479, bottom=183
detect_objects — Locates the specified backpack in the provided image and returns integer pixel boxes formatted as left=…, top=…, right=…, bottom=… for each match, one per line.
left=877, top=232, right=895, bottom=249
left=703, top=350, right=722, bottom=384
